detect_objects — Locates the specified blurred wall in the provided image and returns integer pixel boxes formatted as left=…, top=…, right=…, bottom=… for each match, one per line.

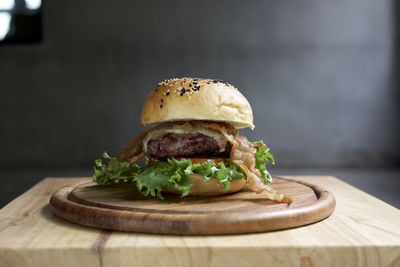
left=0, top=0, right=399, bottom=168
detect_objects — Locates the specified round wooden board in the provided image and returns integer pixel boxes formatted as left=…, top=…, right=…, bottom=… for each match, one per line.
left=50, top=177, right=335, bottom=235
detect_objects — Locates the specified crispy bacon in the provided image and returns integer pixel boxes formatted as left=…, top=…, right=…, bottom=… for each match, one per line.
left=117, top=126, right=157, bottom=163
left=196, top=121, right=292, bottom=204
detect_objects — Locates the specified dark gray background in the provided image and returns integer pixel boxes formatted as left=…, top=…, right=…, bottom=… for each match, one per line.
left=1, top=1, right=399, bottom=207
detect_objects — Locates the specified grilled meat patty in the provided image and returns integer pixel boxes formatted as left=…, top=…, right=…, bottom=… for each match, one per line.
left=146, top=133, right=229, bottom=159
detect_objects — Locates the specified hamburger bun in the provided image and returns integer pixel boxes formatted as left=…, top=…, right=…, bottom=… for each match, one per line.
left=141, top=78, right=254, bottom=129
left=164, top=173, right=247, bottom=196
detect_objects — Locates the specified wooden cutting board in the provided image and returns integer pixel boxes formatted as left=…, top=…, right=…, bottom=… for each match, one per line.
left=49, top=177, right=335, bottom=235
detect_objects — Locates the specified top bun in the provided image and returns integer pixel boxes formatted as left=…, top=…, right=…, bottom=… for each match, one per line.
left=141, top=78, right=254, bottom=129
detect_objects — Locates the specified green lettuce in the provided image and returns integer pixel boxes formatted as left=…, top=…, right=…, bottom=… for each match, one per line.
left=93, top=141, right=274, bottom=199
left=252, top=141, right=275, bottom=184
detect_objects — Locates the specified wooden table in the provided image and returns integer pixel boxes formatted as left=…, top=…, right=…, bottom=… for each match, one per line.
left=0, top=176, right=399, bottom=267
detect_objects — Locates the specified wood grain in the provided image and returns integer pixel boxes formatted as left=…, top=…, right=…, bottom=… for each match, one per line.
left=1, top=176, right=400, bottom=267
left=49, top=177, right=335, bottom=234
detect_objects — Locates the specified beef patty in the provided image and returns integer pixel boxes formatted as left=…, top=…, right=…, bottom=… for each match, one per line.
left=146, top=133, right=229, bottom=159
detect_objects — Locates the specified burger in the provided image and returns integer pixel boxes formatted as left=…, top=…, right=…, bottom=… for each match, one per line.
left=93, top=78, right=291, bottom=203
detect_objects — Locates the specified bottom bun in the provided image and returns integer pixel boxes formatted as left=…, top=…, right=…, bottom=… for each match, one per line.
left=164, top=174, right=246, bottom=196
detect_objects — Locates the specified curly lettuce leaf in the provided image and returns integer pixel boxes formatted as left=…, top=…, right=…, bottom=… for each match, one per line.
left=192, top=159, right=244, bottom=191
left=93, top=153, right=246, bottom=199
left=93, top=152, right=139, bottom=185
left=252, top=141, right=275, bottom=184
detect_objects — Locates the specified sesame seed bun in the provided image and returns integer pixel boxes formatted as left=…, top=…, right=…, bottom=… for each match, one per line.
left=141, top=78, right=255, bottom=129
left=164, top=173, right=247, bottom=196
